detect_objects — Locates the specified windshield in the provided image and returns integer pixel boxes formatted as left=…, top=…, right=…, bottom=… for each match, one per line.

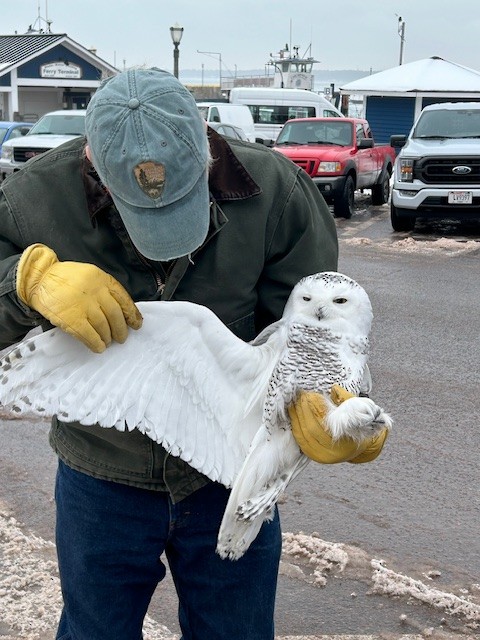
left=276, top=120, right=352, bottom=146
left=29, top=113, right=86, bottom=136
left=0, top=129, right=7, bottom=145
left=413, top=107, right=480, bottom=139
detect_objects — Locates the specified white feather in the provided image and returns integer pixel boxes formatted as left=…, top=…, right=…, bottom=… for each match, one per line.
left=0, top=300, right=278, bottom=487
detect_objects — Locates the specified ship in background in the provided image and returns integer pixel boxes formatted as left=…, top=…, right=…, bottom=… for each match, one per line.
left=190, top=43, right=361, bottom=115
left=220, top=43, right=319, bottom=91
left=266, top=43, right=319, bottom=90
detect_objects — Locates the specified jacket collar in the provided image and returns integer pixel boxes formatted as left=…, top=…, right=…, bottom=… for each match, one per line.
left=207, top=127, right=261, bottom=200
left=83, top=128, right=261, bottom=222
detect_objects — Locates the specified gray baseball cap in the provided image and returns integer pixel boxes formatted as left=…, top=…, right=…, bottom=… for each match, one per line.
left=85, top=68, right=210, bottom=261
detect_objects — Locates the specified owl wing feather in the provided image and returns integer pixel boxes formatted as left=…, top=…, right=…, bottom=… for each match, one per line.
left=0, top=300, right=281, bottom=487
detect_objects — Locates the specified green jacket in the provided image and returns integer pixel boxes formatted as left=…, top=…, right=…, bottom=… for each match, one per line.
left=0, top=131, right=338, bottom=501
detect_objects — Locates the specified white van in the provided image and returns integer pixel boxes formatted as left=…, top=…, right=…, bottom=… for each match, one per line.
left=229, top=87, right=343, bottom=143
left=196, top=102, right=256, bottom=143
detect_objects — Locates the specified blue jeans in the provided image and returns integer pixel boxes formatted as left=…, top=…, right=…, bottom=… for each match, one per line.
left=54, top=460, right=281, bottom=640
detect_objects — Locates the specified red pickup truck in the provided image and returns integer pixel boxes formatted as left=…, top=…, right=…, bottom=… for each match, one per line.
left=273, top=117, right=395, bottom=218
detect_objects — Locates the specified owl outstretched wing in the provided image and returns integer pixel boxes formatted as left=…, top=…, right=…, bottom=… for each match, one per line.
left=0, top=301, right=281, bottom=486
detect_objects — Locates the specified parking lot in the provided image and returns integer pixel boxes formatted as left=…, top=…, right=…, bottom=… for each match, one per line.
left=0, top=199, right=479, bottom=640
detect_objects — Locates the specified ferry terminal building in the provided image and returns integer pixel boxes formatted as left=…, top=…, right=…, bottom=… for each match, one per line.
left=0, top=33, right=117, bottom=121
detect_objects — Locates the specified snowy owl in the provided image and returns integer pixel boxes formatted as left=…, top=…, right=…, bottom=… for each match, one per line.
left=0, top=271, right=391, bottom=560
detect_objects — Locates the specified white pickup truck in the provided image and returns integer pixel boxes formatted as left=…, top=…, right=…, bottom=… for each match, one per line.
left=0, top=110, right=86, bottom=181
left=390, top=102, right=480, bottom=231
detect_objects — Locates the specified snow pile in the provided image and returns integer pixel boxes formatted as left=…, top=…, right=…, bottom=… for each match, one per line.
left=281, top=531, right=349, bottom=586
left=371, top=559, right=480, bottom=626
left=0, top=507, right=61, bottom=639
left=344, top=236, right=479, bottom=255
left=394, top=237, right=479, bottom=254
left=281, top=531, right=479, bottom=629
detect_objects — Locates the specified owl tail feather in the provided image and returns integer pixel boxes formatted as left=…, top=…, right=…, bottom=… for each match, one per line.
left=216, top=427, right=307, bottom=560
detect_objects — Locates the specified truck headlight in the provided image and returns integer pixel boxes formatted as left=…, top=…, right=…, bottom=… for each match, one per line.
left=317, top=161, right=341, bottom=173
left=398, top=158, right=414, bottom=182
left=1, top=147, right=13, bottom=161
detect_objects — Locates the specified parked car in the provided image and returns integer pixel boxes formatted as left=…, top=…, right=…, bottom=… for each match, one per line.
left=0, top=121, right=33, bottom=157
left=197, top=102, right=256, bottom=143
left=0, top=110, right=86, bottom=180
left=274, top=117, right=395, bottom=218
left=208, top=121, right=249, bottom=142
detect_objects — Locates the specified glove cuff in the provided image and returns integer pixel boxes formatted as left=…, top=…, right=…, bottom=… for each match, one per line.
left=16, top=244, right=59, bottom=305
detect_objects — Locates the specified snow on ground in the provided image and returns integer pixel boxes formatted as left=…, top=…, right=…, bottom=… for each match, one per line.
left=2, top=507, right=477, bottom=640
left=281, top=531, right=480, bottom=632
left=343, top=236, right=479, bottom=256
left=0, top=506, right=60, bottom=638
left=371, top=560, right=480, bottom=623
left=281, top=531, right=349, bottom=586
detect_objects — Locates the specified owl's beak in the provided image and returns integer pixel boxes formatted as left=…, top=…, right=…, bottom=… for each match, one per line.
left=316, top=306, right=325, bottom=320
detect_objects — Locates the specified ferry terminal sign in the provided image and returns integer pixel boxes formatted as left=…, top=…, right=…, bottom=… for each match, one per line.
left=40, top=62, right=82, bottom=79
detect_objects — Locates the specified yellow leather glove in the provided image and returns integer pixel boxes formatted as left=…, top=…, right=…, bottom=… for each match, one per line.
left=288, top=385, right=388, bottom=464
left=16, top=243, right=143, bottom=353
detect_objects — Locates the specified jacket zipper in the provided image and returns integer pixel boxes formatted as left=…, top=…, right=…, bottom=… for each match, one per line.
left=131, top=244, right=165, bottom=296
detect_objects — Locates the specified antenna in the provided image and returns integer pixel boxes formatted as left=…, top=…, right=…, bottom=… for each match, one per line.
left=29, top=0, right=52, bottom=33
left=45, top=0, right=52, bottom=32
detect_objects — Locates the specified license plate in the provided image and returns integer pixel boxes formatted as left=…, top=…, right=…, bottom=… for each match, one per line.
left=448, top=190, right=472, bottom=204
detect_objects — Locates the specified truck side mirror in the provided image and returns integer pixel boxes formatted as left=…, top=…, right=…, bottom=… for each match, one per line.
left=390, top=135, right=407, bottom=149
left=256, top=138, right=274, bottom=147
left=357, top=138, right=374, bottom=149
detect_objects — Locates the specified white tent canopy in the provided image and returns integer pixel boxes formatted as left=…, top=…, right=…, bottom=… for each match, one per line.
left=340, top=56, right=480, bottom=96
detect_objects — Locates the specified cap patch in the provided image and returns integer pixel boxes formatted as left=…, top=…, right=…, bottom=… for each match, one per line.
left=133, top=162, right=166, bottom=198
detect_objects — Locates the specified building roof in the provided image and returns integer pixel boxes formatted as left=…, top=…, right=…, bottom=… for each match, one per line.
left=0, top=33, right=117, bottom=77
left=0, top=33, right=66, bottom=66
left=340, top=56, right=480, bottom=95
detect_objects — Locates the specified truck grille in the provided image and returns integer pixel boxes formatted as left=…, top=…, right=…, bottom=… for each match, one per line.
left=416, top=157, right=480, bottom=184
left=291, top=159, right=317, bottom=176
left=13, top=147, right=51, bottom=163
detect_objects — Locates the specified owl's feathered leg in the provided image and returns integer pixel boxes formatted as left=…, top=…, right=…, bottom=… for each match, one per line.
left=326, top=395, right=392, bottom=443
left=216, top=426, right=304, bottom=560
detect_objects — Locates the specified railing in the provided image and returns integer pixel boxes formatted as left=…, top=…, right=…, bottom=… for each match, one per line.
left=220, top=73, right=274, bottom=91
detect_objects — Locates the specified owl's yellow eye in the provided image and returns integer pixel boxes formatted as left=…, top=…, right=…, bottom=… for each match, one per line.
left=302, top=296, right=311, bottom=301
left=334, top=297, right=347, bottom=304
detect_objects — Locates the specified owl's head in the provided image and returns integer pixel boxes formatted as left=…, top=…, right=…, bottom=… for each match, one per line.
left=283, top=271, right=373, bottom=336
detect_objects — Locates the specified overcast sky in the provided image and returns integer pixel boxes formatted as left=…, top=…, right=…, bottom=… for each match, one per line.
left=3, top=0, right=480, bottom=77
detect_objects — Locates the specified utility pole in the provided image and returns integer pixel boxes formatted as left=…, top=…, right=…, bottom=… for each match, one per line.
left=398, top=16, right=406, bottom=65
left=197, top=51, right=222, bottom=90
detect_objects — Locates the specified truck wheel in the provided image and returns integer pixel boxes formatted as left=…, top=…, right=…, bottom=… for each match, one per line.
left=371, top=171, right=391, bottom=205
left=391, top=202, right=416, bottom=231
left=333, top=176, right=355, bottom=219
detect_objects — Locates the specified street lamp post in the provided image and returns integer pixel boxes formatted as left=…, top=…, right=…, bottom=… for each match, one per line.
left=170, top=23, right=184, bottom=78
